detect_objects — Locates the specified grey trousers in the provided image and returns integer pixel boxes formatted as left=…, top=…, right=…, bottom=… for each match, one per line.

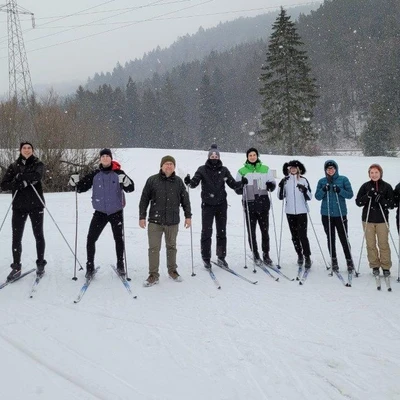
left=148, top=222, right=179, bottom=278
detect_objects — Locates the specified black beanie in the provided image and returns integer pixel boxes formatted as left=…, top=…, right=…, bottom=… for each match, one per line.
left=246, top=147, right=259, bottom=158
left=208, top=144, right=220, bottom=158
left=99, top=148, right=112, bottom=159
left=20, top=141, right=34, bottom=151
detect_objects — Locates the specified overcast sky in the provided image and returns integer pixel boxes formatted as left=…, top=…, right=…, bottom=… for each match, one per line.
left=0, top=0, right=317, bottom=96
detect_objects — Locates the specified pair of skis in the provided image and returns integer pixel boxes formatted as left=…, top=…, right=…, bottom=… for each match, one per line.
left=247, top=256, right=294, bottom=282
left=0, top=268, right=46, bottom=298
left=74, top=266, right=137, bottom=303
left=375, top=274, right=392, bottom=292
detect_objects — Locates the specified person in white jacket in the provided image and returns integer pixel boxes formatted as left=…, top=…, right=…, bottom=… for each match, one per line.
left=277, top=160, right=312, bottom=268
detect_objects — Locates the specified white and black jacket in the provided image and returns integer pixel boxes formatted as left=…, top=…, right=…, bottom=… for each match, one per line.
left=277, top=174, right=312, bottom=215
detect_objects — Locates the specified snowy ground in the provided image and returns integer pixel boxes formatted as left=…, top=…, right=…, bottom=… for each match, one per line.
left=1, top=148, right=400, bottom=400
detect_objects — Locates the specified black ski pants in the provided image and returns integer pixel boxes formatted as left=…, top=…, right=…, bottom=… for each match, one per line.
left=87, top=210, right=124, bottom=265
left=12, top=208, right=45, bottom=264
left=286, top=213, right=311, bottom=257
left=244, top=202, right=270, bottom=257
left=201, top=202, right=227, bottom=260
left=321, top=215, right=352, bottom=260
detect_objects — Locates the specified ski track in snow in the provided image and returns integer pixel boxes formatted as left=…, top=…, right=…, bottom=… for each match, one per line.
left=1, top=150, right=400, bottom=399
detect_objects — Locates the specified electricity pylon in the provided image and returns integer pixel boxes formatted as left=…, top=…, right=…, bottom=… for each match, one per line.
left=0, top=0, right=35, bottom=104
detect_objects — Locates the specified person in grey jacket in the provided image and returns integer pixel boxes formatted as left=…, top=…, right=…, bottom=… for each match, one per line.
left=69, top=148, right=134, bottom=278
left=277, top=160, right=312, bottom=268
left=139, top=155, right=192, bottom=287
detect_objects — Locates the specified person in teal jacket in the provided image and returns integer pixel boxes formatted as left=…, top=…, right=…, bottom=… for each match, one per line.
left=315, top=160, right=354, bottom=271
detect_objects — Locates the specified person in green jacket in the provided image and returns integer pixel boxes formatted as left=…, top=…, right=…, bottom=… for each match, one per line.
left=139, top=155, right=192, bottom=287
left=236, top=148, right=276, bottom=265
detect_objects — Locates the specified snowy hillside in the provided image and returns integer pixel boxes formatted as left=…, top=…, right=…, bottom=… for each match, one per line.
left=1, top=148, right=400, bottom=400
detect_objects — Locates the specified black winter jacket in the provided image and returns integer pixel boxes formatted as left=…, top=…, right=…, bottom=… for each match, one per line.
left=139, top=171, right=191, bottom=226
left=355, top=179, right=394, bottom=223
left=189, top=159, right=239, bottom=206
left=1, top=155, right=45, bottom=210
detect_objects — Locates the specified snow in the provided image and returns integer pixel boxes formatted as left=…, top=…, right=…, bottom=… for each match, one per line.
left=1, top=148, right=400, bottom=400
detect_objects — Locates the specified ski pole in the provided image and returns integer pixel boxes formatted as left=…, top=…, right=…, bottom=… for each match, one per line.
left=356, top=198, right=372, bottom=275
left=268, top=191, right=280, bottom=268
left=185, top=178, right=195, bottom=277
left=378, top=202, right=399, bottom=259
left=72, top=187, right=78, bottom=280
left=335, top=191, right=357, bottom=277
left=242, top=201, right=248, bottom=270
left=243, top=185, right=257, bottom=273
left=326, top=185, right=334, bottom=273
left=398, top=201, right=400, bottom=282
left=0, top=190, right=18, bottom=233
left=30, top=184, right=83, bottom=271
left=277, top=192, right=285, bottom=268
left=122, top=209, right=131, bottom=281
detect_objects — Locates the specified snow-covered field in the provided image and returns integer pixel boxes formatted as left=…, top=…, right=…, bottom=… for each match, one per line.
left=1, top=148, right=400, bottom=400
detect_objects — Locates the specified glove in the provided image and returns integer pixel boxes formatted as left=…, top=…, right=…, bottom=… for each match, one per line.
left=322, top=184, right=330, bottom=192
left=184, top=174, right=191, bottom=185
left=368, top=187, right=376, bottom=198
left=332, top=185, right=341, bottom=193
left=297, top=184, right=307, bottom=194
left=69, top=174, right=80, bottom=187
left=15, top=173, right=24, bottom=182
left=16, top=180, right=27, bottom=190
left=241, top=176, right=248, bottom=185
left=266, top=181, right=276, bottom=192
left=278, top=176, right=289, bottom=188
left=118, top=174, right=131, bottom=187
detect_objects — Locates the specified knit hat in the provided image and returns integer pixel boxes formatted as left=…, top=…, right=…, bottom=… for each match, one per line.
left=160, top=155, right=176, bottom=167
left=368, top=163, right=383, bottom=177
left=246, top=147, right=259, bottom=158
left=283, top=160, right=306, bottom=176
left=325, top=161, right=336, bottom=170
left=208, top=144, right=220, bottom=159
left=20, top=141, right=34, bottom=151
left=99, top=148, right=112, bottom=159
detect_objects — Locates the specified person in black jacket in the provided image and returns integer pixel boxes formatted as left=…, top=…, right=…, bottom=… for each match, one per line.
left=185, top=144, right=240, bottom=269
left=139, top=155, right=192, bottom=287
left=0, top=142, right=46, bottom=281
left=355, top=164, right=394, bottom=276
left=394, top=182, right=400, bottom=233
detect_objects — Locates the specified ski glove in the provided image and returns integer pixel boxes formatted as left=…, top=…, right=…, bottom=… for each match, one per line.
left=118, top=174, right=132, bottom=187
left=322, top=184, right=330, bottom=192
left=266, top=181, right=276, bottom=192
left=332, top=185, right=341, bottom=193
left=278, top=176, right=289, bottom=188
left=297, top=184, right=307, bottom=194
left=184, top=174, right=191, bottom=185
left=241, top=176, right=248, bottom=185
left=69, top=174, right=80, bottom=187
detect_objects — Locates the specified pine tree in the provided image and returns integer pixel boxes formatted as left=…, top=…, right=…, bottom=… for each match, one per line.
left=259, top=8, right=319, bottom=155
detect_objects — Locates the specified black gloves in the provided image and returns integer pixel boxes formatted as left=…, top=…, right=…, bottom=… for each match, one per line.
left=241, top=176, right=248, bottom=185
left=278, top=176, right=290, bottom=188
left=322, top=184, right=330, bottom=192
left=332, top=185, right=341, bottom=193
left=184, top=174, right=191, bottom=185
left=266, top=181, right=276, bottom=192
left=297, top=184, right=307, bottom=194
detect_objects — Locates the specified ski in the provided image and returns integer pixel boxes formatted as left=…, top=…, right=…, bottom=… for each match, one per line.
left=29, top=273, right=45, bottom=298
left=211, top=261, right=258, bottom=285
left=0, top=268, right=36, bottom=290
left=299, top=268, right=310, bottom=285
left=384, top=276, right=391, bottom=292
left=347, top=270, right=353, bottom=287
left=374, top=274, right=381, bottom=291
left=207, top=268, right=221, bottom=289
left=111, top=265, right=137, bottom=299
left=263, top=261, right=294, bottom=281
left=296, top=266, right=303, bottom=281
left=257, top=263, right=279, bottom=281
left=73, top=267, right=100, bottom=303
left=332, top=270, right=351, bottom=287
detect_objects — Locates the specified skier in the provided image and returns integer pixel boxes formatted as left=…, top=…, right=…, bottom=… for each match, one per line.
left=184, top=144, right=241, bottom=269
left=277, top=160, right=312, bottom=268
left=394, top=182, right=400, bottom=233
left=355, top=164, right=394, bottom=278
left=0, top=142, right=47, bottom=280
left=69, top=148, right=134, bottom=278
left=139, top=155, right=192, bottom=287
left=315, top=160, right=354, bottom=271
left=236, top=147, right=276, bottom=265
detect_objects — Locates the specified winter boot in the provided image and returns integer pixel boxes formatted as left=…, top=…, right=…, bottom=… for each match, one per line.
left=217, top=257, right=229, bottom=268
left=297, top=254, right=304, bottom=266
left=263, top=253, right=273, bottom=266
left=36, top=259, right=47, bottom=277
left=116, top=261, right=126, bottom=276
left=304, top=256, right=312, bottom=269
left=372, top=267, right=380, bottom=276
left=7, top=263, right=21, bottom=281
left=143, top=274, right=159, bottom=287
left=203, top=259, right=212, bottom=270
left=331, top=258, right=339, bottom=271
left=346, top=258, right=354, bottom=272
left=85, top=262, right=95, bottom=279
left=168, top=270, right=182, bottom=282
left=383, top=269, right=390, bottom=277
